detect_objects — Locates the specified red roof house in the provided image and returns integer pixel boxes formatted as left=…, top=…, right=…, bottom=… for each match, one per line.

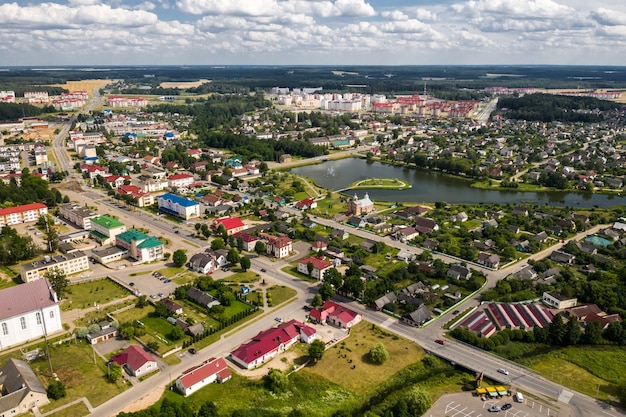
left=175, top=357, right=231, bottom=396
left=295, top=198, right=317, bottom=210
left=309, top=300, right=362, bottom=329
left=111, top=345, right=158, bottom=377
left=229, top=320, right=316, bottom=370
left=212, top=217, right=247, bottom=236
left=297, top=256, right=333, bottom=280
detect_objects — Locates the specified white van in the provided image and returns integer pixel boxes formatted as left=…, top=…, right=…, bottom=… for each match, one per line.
left=514, top=392, right=524, bottom=402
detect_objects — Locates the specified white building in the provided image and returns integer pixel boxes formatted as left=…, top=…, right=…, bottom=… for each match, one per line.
left=158, top=193, right=200, bottom=220
left=0, top=279, right=63, bottom=351
left=20, top=252, right=90, bottom=283
left=175, top=357, right=231, bottom=396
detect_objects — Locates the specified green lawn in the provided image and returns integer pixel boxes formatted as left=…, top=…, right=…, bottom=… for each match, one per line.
left=521, top=346, right=626, bottom=401
left=31, top=339, right=129, bottom=411
left=307, top=322, right=425, bottom=394
left=266, top=285, right=297, bottom=307
left=348, top=178, right=411, bottom=190
left=47, top=400, right=90, bottom=417
left=63, top=278, right=132, bottom=310
left=222, top=270, right=260, bottom=284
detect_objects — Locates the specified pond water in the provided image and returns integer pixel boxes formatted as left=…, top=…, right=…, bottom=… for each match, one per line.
left=290, top=158, right=626, bottom=208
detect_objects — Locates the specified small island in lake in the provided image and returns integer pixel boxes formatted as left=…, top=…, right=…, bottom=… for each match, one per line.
left=347, top=178, right=411, bottom=190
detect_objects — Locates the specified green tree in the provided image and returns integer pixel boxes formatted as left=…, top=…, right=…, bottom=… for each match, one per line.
left=265, top=368, right=289, bottom=393
left=169, top=326, right=184, bottom=341
left=211, top=238, right=226, bottom=250
left=240, top=257, right=251, bottom=271
left=146, top=341, right=159, bottom=351
left=153, top=301, right=168, bottom=317
left=47, top=380, right=66, bottom=400
left=44, top=268, right=69, bottom=299
left=107, top=362, right=122, bottom=382
left=135, top=295, right=148, bottom=308
left=254, top=240, right=266, bottom=255
left=583, top=321, right=603, bottom=344
left=369, top=342, right=389, bottom=364
left=172, top=249, right=187, bottom=267
left=564, top=315, right=582, bottom=346
left=324, top=268, right=343, bottom=288
left=404, top=386, right=432, bottom=416
left=548, top=314, right=566, bottom=346
left=308, top=339, right=326, bottom=362
left=227, top=248, right=240, bottom=264
left=319, top=282, right=335, bottom=301
left=311, top=294, right=323, bottom=307
left=197, top=402, right=219, bottom=417
left=307, top=261, right=314, bottom=278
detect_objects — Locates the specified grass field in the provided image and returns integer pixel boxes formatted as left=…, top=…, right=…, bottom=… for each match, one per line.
left=48, top=400, right=90, bottom=417
left=266, top=285, right=297, bottom=306
left=222, top=271, right=261, bottom=284
left=63, top=278, right=132, bottom=310
left=348, top=178, right=411, bottom=190
left=520, top=346, right=626, bottom=401
left=307, top=322, right=425, bottom=393
left=31, top=339, right=128, bottom=412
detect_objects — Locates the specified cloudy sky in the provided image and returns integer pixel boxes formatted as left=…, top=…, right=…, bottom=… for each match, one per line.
left=1, top=0, right=625, bottom=66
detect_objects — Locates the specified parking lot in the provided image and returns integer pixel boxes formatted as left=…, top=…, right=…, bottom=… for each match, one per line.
left=426, top=392, right=564, bottom=417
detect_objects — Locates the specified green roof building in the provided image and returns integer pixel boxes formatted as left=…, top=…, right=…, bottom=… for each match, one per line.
left=116, top=230, right=164, bottom=264
left=90, top=215, right=126, bottom=244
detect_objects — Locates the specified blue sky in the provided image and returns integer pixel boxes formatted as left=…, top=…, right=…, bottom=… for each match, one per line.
left=0, top=0, right=625, bottom=66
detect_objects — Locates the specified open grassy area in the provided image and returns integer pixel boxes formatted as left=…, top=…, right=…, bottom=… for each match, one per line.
left=266, top=285, right=297, bottom=307
left=222, top=270, right=261, bottom=284
left=307, top=322, right=425, bottom=394
left=49, top=400, right=91, bottom=417
left=62, top=278, right=132, bottom=310
left=281, top=265, right=319, bottom=283
left=521, top=346, right=626, bottom=401
left=31, top=339, right=128, bottom=411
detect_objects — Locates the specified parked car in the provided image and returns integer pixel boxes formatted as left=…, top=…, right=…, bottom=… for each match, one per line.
left=188, top=348, right=196, bottom=355
left=129, top=282, right=135, bottom=287
left=452, top=310, right=460, bottom=315
left=497, top=368, right=509, bottom=375
left=260, top=268, right=267, bottom=272
left=157, top=292, right=164, bottom=297
left=303, top=306, right=311, bottom=312
left=488, top=405, right=501, bottom=412
left=435, top=339, right=445, bottom=345
left=275, top=317, right=283, bottom=323
left=164, top=279, right=172, bottom=283
left=501, top=403, right=512, bottom=410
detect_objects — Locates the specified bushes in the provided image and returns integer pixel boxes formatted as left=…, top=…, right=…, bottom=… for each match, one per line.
left=47, top=380, right=66, bottom=400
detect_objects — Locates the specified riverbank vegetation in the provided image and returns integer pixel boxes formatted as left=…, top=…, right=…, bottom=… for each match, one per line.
left=347, top=178, right=411, bottom=190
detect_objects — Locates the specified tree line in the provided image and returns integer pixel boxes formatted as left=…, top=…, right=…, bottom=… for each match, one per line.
left=0, top=103, right=56, bottom=122
left=496, top=93, right=615, bottom=123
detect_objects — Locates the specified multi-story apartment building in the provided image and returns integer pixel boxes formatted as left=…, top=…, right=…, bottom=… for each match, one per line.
left=0, top=203, right=48, bottom=227
left=19, top=251, right=90, bottom=283
left=58, top=203, right=98, bottom=229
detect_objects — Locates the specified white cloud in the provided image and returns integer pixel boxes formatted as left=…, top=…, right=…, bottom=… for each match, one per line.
left=415, top=8, right=437, bottom=21
left=381, top=10, right=409, bottom=21
left=590, top=8, right=626, bottom=26
left=176, top=0, right=278, bottom=16
left=67, top=0, right=100, bottom=5
left=451, top=0, right=574, bottom=19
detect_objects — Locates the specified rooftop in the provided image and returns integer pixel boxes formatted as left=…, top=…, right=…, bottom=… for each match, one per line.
left=91, top=215, right=125, bottom=230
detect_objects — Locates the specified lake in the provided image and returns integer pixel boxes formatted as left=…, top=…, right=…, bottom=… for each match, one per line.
left=290, top=158, right=626, bottom=208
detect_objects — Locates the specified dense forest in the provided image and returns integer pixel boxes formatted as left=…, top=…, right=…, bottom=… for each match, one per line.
left=496, top=93, right=617, bottom=122
left=0, top=103, right=56, bottom=122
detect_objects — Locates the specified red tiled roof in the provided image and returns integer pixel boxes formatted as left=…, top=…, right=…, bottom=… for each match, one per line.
left=298, top=256, right=332, bottom=271
left=111, top=345, right=156, bottom=372
left=234, top=232, right=258, bottom=243
left=230, top=320, right=314, bottom=365
left=168, top=173, right=194, bottom=180
left=178, top=357, right=229, bottom=389
left=214, top=217, right=245, bottom=231
left=0, top=202, right=47, bottom=217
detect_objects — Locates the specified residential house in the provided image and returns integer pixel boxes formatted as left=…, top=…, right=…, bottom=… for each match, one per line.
left=414, top=217, right=438, bottom=234
left=297, top=257, right=333, bottom=280
left=347, top=216, right=366, bottom=228
left=167, top=173, right=194, bottom=189
left=395, top=226, right=419, bottom=242
left=229, top=319, right=316, bottom=370
left=372, top=293, right=397, bottom=311
left=233, top=232, right=259, bottom=252
left=175, top=357, right=231, bottom=396
left=188, top=252, right=216, bottom=274
left=86, top=321, right=118, bottom=345
left=477, top=253, right=500, bottom=269
left=212, top=217, right=247, bottom=236
left=0, top=359, right=49, bottom=416
left=309, top=300, right=362, bottom=329
left=162, top=298, right=183, bottom=315
left=550, top=250, right=576, bottom=264
left=295, top=198, right=317, bottom=210
left=0, top=279, right=63, bottom=351
left=402, top=304, right=432, bottom=327
left=451, top=212, right=468, bottom=222
left=117, top=185, right=154, bottom=207
left=261, top=234, right=292, bottom=259
left=302, top=218, right=317, bottom=228
left=447, top=264, right=472, bottom=280
left=187, top=287, right=221, bottom=309
left=111, top=345, right=158, bottom=377
left=331, top=228, right=349, bottom=240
